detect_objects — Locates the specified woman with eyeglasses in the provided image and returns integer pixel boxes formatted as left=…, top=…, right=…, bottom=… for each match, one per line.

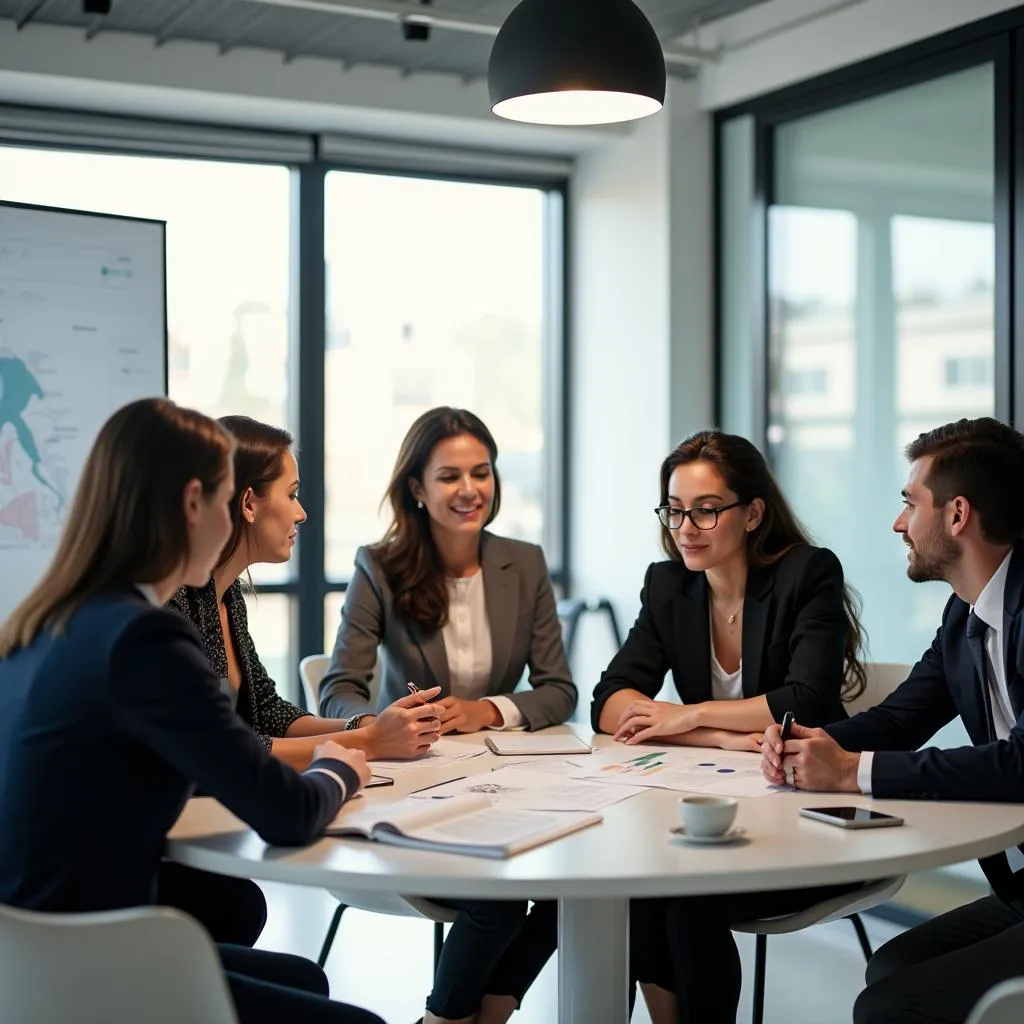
left=591, top=429, right=867, bottom=1024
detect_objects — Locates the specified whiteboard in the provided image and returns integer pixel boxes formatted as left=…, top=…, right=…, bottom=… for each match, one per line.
left=0, top=201, right=166, bottom=622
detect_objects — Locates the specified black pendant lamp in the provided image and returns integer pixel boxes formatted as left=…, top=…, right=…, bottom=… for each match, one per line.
left=488, top=0, right=667, bottom=126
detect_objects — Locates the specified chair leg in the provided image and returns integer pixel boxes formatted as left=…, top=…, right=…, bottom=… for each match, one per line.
left=317, top=904, right=347, bottom=968
left=433, top=921, right=445, bottom=974
left=848, top=913, right=874, bottom=962
left=752, top=933, right=767, bottom=1024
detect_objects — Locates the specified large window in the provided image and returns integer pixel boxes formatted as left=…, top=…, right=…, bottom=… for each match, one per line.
left=323, top=171, right=557, bottom=583
left=0, top=139, right=566, bottom=697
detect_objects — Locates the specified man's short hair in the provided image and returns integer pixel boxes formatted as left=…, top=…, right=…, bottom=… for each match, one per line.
left=906, top=417, right=1024, bottom=544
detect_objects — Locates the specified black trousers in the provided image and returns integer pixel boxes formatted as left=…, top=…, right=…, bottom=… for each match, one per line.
left=219, top=944, right=384, bottom=1024
left=854, top=893, right=1024, bottom=1023
left=427, top=898, right=557, bottom=1018
left=631, top=884, right=861, bottom=1024
left=156, top=861, right=268, bottom=947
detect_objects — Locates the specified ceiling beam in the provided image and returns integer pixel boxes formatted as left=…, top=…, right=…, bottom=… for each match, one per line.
left=236, top=0, right=721, bottom=66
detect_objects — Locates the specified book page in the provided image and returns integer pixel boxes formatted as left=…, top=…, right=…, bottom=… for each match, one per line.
left=408, top=805, right=594, bottom=849
left=326, top=793, right=492, bottom=835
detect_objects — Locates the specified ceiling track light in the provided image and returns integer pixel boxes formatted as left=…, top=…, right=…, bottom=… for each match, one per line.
left=400, top=0, right=431, bottom=42
left=488, top=0, right=667, bottom=126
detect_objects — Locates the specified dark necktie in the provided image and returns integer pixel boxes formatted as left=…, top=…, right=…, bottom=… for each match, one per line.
left=966, top=611, right=996, bottom=741
left=967, top=612, right=1023, bottom=897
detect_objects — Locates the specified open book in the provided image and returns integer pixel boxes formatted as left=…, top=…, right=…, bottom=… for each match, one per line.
left=325, top=794, right=601, bottom=859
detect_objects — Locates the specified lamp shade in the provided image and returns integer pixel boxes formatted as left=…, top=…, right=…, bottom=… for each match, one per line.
left=488, top=0, right=667, bottom=126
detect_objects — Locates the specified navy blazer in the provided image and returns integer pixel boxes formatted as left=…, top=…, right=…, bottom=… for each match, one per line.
left=592, top=544, right=849, bottom=731
left=828, top=544, right=1024, bottom=803
left=0, top=590, right=357, bottom=914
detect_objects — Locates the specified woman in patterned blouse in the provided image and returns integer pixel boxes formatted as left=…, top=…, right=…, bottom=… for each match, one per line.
left=169, top=415, right=441, bottom=769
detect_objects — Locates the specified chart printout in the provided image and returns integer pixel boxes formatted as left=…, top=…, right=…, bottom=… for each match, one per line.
left=0, top=203, right=166, bottom=621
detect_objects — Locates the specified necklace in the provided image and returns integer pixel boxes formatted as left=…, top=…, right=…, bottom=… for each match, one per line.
left=713, top=596, right=744, bottom=625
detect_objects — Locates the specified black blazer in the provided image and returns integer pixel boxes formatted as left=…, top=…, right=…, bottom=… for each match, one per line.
left=827, top=543, right=1024, bottom=803
left=591, top=544, right=848, bottom=731
left=0, top=589, right=357, bottom=915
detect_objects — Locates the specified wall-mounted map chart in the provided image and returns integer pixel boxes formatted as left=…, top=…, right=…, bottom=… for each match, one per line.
left=0, top=202, right=166, bottom=622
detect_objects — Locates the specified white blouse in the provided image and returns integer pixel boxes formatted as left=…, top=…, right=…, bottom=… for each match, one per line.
left=441, top=572, right=523, bottom=729
left=442, top=573, right=492, bottom=700
left=710, top=643, right=743, bottom=701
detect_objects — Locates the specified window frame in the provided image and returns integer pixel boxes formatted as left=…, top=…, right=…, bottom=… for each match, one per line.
left=0, top=124, right=570, bottom=703
left=713, top=20, right=1019, bottom=446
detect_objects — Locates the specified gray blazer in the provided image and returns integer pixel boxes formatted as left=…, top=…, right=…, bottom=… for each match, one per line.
left=319, top=532, right=577, bottom=730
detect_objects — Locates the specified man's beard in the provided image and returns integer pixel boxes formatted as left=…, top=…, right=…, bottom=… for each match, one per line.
left=906, top=528, right=960, bottom=583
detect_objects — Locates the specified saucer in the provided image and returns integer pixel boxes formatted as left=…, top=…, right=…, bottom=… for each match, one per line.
left=670, top=825, right=747, bottom=846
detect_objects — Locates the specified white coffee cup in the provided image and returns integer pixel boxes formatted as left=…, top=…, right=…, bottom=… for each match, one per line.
left=679, top=795, right=738, bottom=837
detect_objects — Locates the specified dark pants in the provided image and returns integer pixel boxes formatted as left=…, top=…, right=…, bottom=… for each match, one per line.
left=854, top=894, right=1024, bottom=1023
left=427, top=898, right=557, bottom=1018
left=219, top=944, right=384, bottom=1024
left=156, top=861, right=268, bottom=947
left=631, top=884, right=861, bottom=1024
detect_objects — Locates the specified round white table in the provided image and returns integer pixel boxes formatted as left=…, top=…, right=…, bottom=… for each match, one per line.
left=167, top=733, right=1024, bottom=1023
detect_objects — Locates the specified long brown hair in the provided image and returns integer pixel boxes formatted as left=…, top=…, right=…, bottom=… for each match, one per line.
left=373, top=407, right=501, bottom=631
left=0, top=398, right=233, bottom=656
left=660, top=430, right=866, bottom=701
left=215, top=415, right=294, bottom=571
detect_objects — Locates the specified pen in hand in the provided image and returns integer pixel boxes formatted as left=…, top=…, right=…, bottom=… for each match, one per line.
left=780, top=711, right=796, bottom=787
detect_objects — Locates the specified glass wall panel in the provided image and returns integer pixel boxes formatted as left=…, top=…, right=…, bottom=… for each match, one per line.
left=767, top=63, right=995, bottom=665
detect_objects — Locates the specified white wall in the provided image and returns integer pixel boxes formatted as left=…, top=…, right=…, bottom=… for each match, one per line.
left=693, top=0, right=1023, bottom=110
left=567, top=79, right=714, bottom=713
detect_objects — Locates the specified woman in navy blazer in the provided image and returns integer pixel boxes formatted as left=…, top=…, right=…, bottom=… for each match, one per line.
left=592, top=430, right=866, bottom=1024
left=0, top=398, right=380, bottom=1024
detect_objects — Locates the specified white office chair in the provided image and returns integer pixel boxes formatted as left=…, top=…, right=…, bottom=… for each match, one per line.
left=732, top=662, right=912, bottom=1024
left=966, top=978, right=1024, bottom=1024
left=0, top=903, right=238, bottom=1024
left=298, top=654, right=459, bottom=971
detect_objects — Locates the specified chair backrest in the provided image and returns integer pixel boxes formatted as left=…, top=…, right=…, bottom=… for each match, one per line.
left=845, top=662, right=910, bottom=716
left=300, top=653, right=382, bottom=713
left=299, top=654, right=331, bottom=710
left=0, top=903, right=238, bottom=1024
left=966, top=979, right=1024, bottom=1024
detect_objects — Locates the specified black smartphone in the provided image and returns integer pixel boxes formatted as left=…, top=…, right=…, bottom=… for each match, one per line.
left=799, top=806, right=904, bottom=829
left=366, top=775, right=396, bottom=788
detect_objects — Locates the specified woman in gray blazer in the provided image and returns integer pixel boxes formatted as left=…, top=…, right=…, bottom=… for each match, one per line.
left=321, top=407, right=576, bottom=1024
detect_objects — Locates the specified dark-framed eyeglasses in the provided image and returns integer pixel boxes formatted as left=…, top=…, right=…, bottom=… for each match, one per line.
left=654, top=502, right=745, bottom=531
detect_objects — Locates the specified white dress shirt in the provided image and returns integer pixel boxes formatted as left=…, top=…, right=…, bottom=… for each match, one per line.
left=442, top=572, right=523, bottom=730
left=857, top=550, right=1016, bottom=793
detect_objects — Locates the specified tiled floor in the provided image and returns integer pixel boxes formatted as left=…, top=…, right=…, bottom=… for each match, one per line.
left=257, top=881, right=906, bottom=1023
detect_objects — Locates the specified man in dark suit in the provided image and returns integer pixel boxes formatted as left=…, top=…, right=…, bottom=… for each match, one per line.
left=761, top=416, right=1024, bottom=1024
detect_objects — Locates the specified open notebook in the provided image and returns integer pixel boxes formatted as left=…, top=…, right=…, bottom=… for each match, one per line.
left=325, top=794, right=601, bottom=859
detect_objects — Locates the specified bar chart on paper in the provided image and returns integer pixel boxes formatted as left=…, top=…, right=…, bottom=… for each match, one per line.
left=573, top=748, right=782, bottom=798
